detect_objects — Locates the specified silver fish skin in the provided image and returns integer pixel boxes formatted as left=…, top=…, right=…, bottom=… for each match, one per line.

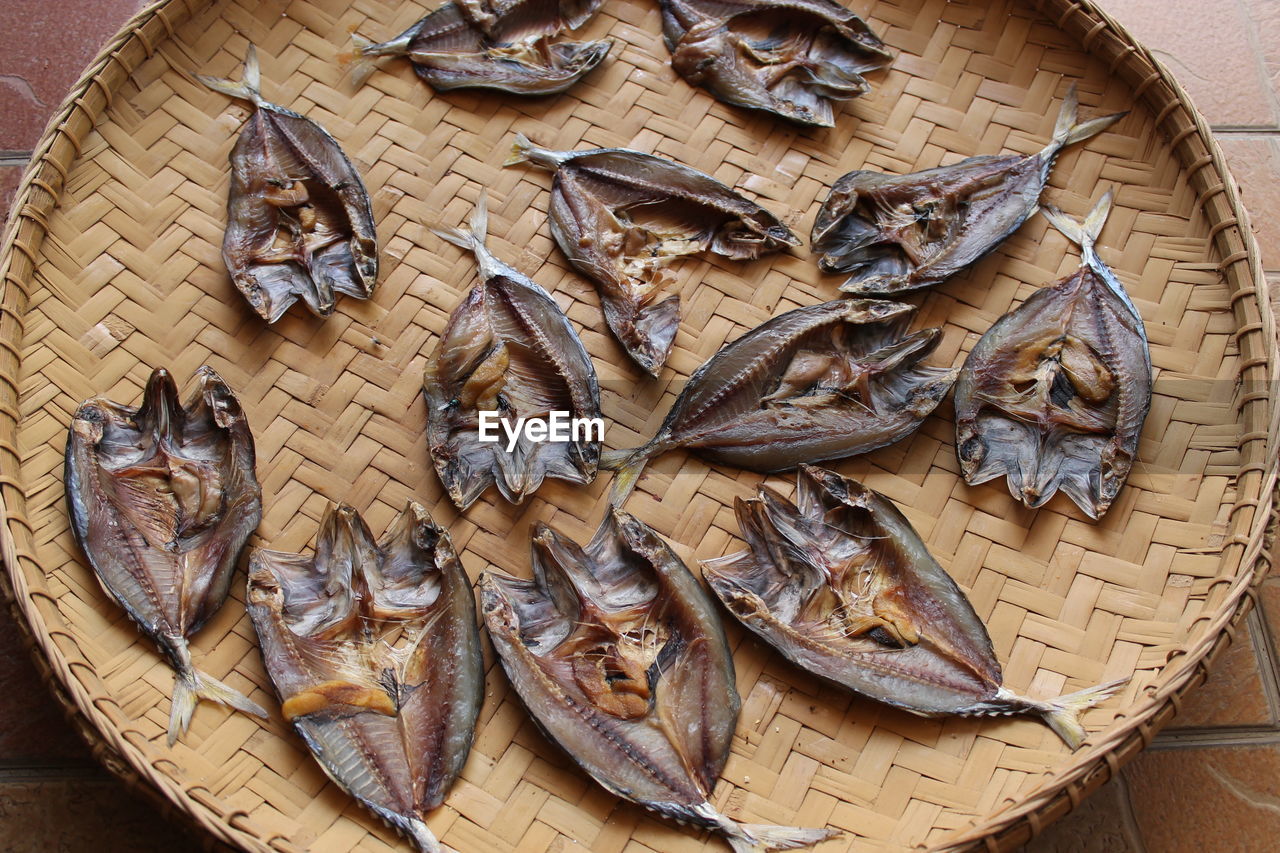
left=507, top=134, right=799, bottom=376
left=65, top=367, right=267, bottom=744
left=198, top=47, right=379, bottom=323
left=349, top=0, right=611, bottom=95
left=660, top=0, right=892, bottom=126
left=703, top=465, right=1126, bottom=749
left=247, top=502, right=484, bottom=853
left=812, top=83, right=1126, bottom=295
left=425, top=194, right=601, bottom=510
left=954, top=191, right=1150, bottom=519
left=602, top=299, right=956, bottom=504
left=481, top=508, right=837, bottom=853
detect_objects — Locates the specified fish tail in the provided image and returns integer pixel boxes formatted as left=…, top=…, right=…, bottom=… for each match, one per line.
left=725, top=823, right=841, bottom=853
left=1051, top=82, right=1126, bottom=149
left=168, top=665, right=268, bottom=746
left=1042, top=188, right=1113, bottom=256
left=503, top=133, right=566, bottom=171
left=196, top=44, right=264, bottom=107
left=405, top=818, right=445, bottom=853
left=431, top=191, right=489, bottom=254
left=1032, top=677, right=1128, bottom=750
left=600, top=447, right=651, bottom=506
left=341, top=30, right=411, bottom=86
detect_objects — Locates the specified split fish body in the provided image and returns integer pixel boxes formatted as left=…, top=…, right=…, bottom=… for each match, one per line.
left=954, top=191, right=1151, bottom=518
left=812, top=83, right=1125, bottom=295
left=703, top=465, right=1126, bottom=749
left=660, top=0, right=893, bottom=126
left=425, top=194, right=601, bottom=510
left=481, top=508, right=837, bottom=853
left=507, top=134, right=799, bottom=375
left=602, top=298, right=956, bottom=504
left=199, top=46, right=378, bottom=322
left=247, top=502, right=484, bottom=853
left=65, top=367, right=267, bottom=744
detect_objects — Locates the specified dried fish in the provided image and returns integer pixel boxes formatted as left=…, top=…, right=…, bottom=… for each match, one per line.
left=481, top=509, right=837, bottom=852
left=65, top=367, right=266, bottom=744
left=425, top=194, right=601, bottom=510
left=703, top=465, right=1126, bottom=748
left=348, top=0, right=611, bottom=95
left=199, top=46, right=378, bottom=322
left=507, top=134, right=799, bottom=375
left=954, top=192, right=1150, bottom=519
left=659, top=0, right=893, bottom=126
left=602, top=299, right=956, bottom=504
left=812, top=84, right=1125, bottom=295
left=247, top=502, right=483, bottom=853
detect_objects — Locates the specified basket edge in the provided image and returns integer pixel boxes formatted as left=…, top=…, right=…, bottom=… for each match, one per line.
left=0, top=1, right=1272, bottom=852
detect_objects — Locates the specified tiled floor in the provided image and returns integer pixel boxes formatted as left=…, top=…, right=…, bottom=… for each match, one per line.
left=0, top=1, right=1277, bottom=851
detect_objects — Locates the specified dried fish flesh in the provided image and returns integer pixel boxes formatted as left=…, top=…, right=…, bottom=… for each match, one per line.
left=954, top=192, right=1150, bottom=519
left=247, top=502, right=483, bottom=853
left=199, top=46, right=378, bottom=322
left=602, top=299, right=956, bottom=504
left=481, top=509, right=837, bottom=852
left=507, top=134, right=799, bottom=375
left=65, top=367, right=266, bottom=744
left=659, top=0, right=892, bottom=126
left=348, top=0, right=611, bottom=95
left=812, top=84, right=1125, bottom=295
left=425, top=194, right=601, bottom=510
left=703, top=465, right=1125, bottom=748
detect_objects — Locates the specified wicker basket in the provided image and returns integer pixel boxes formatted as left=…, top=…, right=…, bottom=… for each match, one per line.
left=0, top=0, right=1274, bottom=850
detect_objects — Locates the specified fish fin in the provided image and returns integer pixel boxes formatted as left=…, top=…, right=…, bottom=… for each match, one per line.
left=339, top=35, right=382, bottom=88
left=1051, top=82, right=1080, bottom=143
left=168, top=666, right=269, bottom=746
left=1039, top=202, right=1085, bottom=249
left=196, top=45, right=264, bottom=107
left=602, top=447, right=651, bottom=506
left=430, top=192, right=489, bottom=257
left=504, top=132, right=536, bottom=167
left=1035, top=677, right=1128, bottom=750
left=1082, top=189, right=1114, bottom=249
left=1042, top=188, right=1112, bottom=255
left=1050, top=82, right=1126, bottom=149
left=725, top=824, right=841, bottom=853
left=503, top=133, right=567, bottom=170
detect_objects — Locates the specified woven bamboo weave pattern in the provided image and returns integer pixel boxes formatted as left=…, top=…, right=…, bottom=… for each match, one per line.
left=0, top=0, right=1274, bottom=851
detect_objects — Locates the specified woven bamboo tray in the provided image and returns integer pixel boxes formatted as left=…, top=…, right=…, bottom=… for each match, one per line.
left=1, top=0, right=1274, bottom=850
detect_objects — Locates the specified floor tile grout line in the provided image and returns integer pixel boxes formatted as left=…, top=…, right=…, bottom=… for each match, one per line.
left=1114, top=773, right=1150, bottom=853
left=0, top=151, right=33, bottom=167
left=1246, top=598, right=1280, bottom=723
left=1151, top=726, right=1280, bottom=749
left=0, top=761, right=107, bottom=782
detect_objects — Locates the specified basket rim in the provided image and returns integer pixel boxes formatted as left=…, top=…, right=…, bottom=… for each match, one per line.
left=0, top=0, right=1274, bottom=850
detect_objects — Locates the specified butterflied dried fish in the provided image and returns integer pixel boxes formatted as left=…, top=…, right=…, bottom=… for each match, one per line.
left=812, top=84, right=1125, bottom=295
left=347, top=0, right=611, bottom=95
left=425, top=194, right=601, bottom=510
left=65, top=367, right=266, bottom=744
left=507, top=134, right=799, bottom=375
left=247, top=502, right=483, bottom=853
left=199, top=46, right=378, bottom=322
left=704, top=465, right=1125, bottom=748
left=659, top=0, right=892, bottom=126
left=602, top=299, right=956, bottom=504
left=954, top=192, right=1150, bottom=519
left=481, top=509, right=837, bottom=852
